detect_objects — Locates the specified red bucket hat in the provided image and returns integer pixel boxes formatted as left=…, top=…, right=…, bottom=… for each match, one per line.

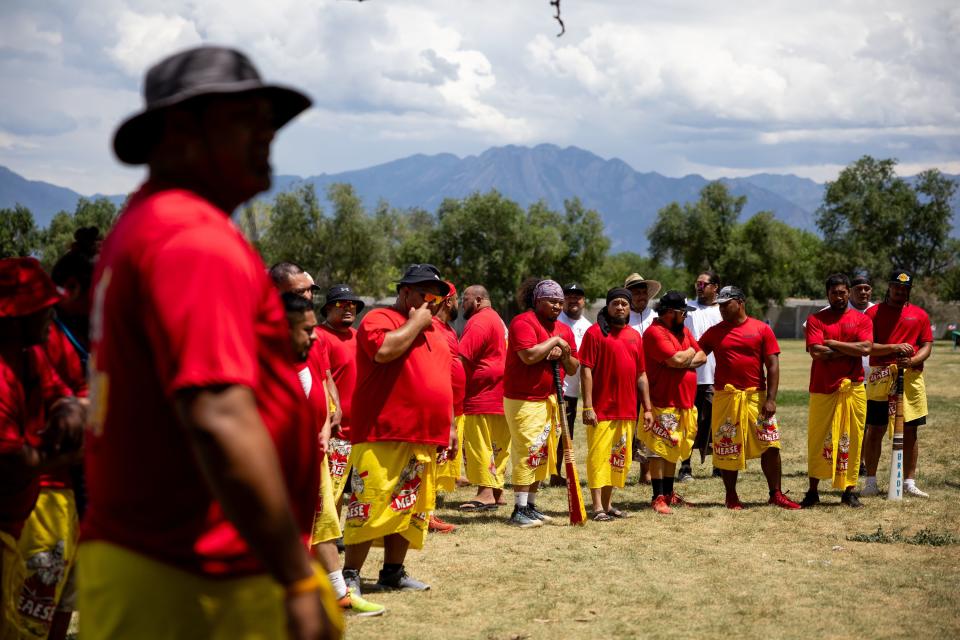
left=0, top=257, right=62, bottom=317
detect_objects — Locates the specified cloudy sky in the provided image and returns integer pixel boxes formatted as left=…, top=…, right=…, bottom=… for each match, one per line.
left=1, top=0, right=958, bottom=195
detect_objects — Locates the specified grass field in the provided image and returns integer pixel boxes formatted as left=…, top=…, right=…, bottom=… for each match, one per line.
left=344, top=339, right=960, bottom=640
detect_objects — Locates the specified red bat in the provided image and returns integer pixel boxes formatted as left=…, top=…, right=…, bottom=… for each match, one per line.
left=553, top=361, right=587, bottom=525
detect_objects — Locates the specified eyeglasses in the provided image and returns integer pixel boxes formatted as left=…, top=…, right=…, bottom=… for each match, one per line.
left=413, top=290, right=445, bottom=304
left=333, top=301, right=357, bottom=309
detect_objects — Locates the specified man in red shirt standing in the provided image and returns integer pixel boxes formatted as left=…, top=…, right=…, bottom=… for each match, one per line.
left=503, top=279, right=579, bottom=528
left=431, top=282, right=463, bottom=534
left=579, top=288, right=653, bottom=520
left=81, top=46, right=341, bottom=639
left=1, top=258, right=86, bottom=640
left=638, top=291, right=706, bottom=514
left=458, top=285, right=511, bottom=512
left=698, top=287, right=800, bottom=510
left=803, top=274, right=873, bottom=508
left=342, top=264, right=454, bottom=594
left=861, top=270, right=934, bottom=498
left=318, top=284, right=365, bottom=504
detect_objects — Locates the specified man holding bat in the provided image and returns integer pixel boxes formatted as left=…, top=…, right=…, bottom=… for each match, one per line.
left=638, top=291, right=706, bottom=515
left=579, top=288, right=653, bottom=520
left=698, top=286, right=800, bottom=510
left=861, top=270, right=934, bottom=498
left=802, top=274, right=873, bottom=508
left=503, top=279, right=579, bottom=528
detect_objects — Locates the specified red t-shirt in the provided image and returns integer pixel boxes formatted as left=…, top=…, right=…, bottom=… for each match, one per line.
left=40, top=320, right=89, bottom=490
left=459, top=307, right=507, bottom=415
left=84, top=184, right=318, bottom=577
left=805, top=307, right=873, bottom=393
left=351, top=308, right=453, bottom=445
left=503, top=310, right=578, bottom=402
left=578, top=323, right=644, bottom=420
left=296, top=360, right=328, bottom=434
left=0, top=346, right=73, bottom=537
left=434, top=318, right=466, bottom=416
left=699, top=317, right=780, bottom=391
left=642, top=320, right=700, bottom=409
left=865, top=302, right=933, bottom=371
left=318, top=324, right=358, bottom=439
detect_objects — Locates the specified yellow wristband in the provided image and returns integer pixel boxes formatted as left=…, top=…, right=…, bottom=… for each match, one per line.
left=581, top=407, right=593, bottom=412
left=285, top=573, right=321, bottom=597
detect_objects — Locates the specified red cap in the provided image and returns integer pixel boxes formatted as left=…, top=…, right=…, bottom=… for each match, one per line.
left=443, top=281, right=457, bottom=300
left=0, top=257, right=62, bottom=317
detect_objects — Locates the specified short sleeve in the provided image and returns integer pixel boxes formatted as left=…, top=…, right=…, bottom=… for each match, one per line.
left=144, top=228, right=260, bottom=395
left=562, top=324, right=579, bottom=360
left=919, top=311, right=933, bottom=343
left=310, top=331, right=331, bottom=372
left=643, top=327, right=676, bottom=365
left=698, top=325, right=718, bottom=355
left=578, top=326, right=600, bottom=369
left=509, top=315, right=540, bottom=352
left=855, top=314, right=873, bottom=343
left=357, top=309, right=400, bottom=361
left=761, top=324, right=781, bottom=357
left=805, top=315, right=824, bottom=348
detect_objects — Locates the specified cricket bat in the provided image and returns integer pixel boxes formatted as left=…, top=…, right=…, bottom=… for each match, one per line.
left=887, top=366, right=905, bottom=501
left=552, top=361, right=587, bottom=525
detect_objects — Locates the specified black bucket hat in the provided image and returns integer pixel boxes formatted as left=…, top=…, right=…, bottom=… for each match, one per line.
left=396, top=264, right=451, bottom=295
left=322, top=284, right=365, bottom=314
left=113, top=45, right=312, bottom=165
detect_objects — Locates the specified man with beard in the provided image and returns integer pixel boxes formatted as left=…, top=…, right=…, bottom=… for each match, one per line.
left=624, top=273, right=661, bottom=484
left=698, top=287, right=801, bottom=510
left=431, top=283, right=463, bottom=533
left=318, top=284, right=364, bottom=505
left=803, top=274, right=873, bottom=508
left=861, top=270, right=933, bottom=498
left=82, top=47, right=340, bottom=639
left=638, top=291, right=705, bottom=515
left=503, top=279, right=579, bottom=528
left=579, top=288, right=653, bottom=520
left=554, top=283, right=592, bottom=487
left=1, top=258, right=86, bottom=640
left=281, top=293, right=384, bottom=617
left=678, top=271, right=723, bottom=482
left=342, top=264, right=454, bottom=594
left=458, top=285, right=511, bottom=512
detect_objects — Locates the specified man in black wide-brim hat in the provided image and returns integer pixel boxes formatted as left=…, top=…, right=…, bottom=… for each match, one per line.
left=80, top=46, right=342, bottom=639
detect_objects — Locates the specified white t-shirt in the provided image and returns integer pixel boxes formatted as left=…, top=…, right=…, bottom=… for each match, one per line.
left=558, top=311, right=592, bottom=398
left=628, top=307, right=655, bottom=336
left=684, top=299, right=723, bottom=386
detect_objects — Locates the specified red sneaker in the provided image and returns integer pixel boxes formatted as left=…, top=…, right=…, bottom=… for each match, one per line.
left=428, top=514, right=457, bottom=533
left=725, top=497, right=744, bottom=511
left=651, top=495, right=673, bottom=515
left=768, top=490, right=801, bottom=510
left=669, top=492, right=695, bottom=508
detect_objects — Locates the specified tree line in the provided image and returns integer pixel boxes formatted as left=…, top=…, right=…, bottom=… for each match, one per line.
left=2, top=155, right=958, bottom=317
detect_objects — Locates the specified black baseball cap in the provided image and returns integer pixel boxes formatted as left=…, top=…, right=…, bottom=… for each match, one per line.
left=322, top=284, right=364, bottom=313
left=563, top=282, right=586, bottom=296
left=655, top=290, right=696, bottom=313
left=396, top=263, right=451, bottom=295
left=715, top=286, right=746, bottom=303
left=889, top=269, right=913, bottom=287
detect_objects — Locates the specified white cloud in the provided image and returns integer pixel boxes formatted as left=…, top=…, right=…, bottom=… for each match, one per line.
left=107, top=10, right=202, bottom=76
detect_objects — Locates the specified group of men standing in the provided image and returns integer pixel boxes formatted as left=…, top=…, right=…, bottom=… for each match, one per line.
left=0, top=44, right=939, bottom=640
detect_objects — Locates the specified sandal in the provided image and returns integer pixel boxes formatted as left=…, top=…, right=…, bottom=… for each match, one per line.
left=458, top=500, right=498, bottom=512
left=606, top=508, right=630, bottom=519
left=592, top=511, right=614, bottom=522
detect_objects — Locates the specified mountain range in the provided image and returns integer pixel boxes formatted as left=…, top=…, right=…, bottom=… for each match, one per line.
left=2, top=145, right=957, bottom=251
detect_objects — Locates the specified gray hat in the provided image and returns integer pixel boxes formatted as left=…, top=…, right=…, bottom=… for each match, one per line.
left=715, top=286, right=746, bottom=303
left=113, top=46, right=312, bottom=165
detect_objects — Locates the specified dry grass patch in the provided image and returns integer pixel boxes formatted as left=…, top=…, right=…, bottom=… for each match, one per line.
left=345, top=340, right=960, bottom=640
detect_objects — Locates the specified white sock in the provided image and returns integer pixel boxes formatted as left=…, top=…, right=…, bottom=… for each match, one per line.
left=864, top=476, right=877, bottom=487
left=328, top=570, right=348, bottom=599
left=515, top=491, right=529, bottom=507
left=904, top=479, right=916, bottom=488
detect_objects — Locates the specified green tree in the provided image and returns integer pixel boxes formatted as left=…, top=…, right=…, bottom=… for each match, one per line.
left=39, top=198, right=118, bottom=267
left=0, top=204, right=40, bottom=257
left=816, top=156, right=957, bottom=280
left=592, top=251, right=687, bottom=295
left=256, top=185, right=326, bottom=274
left=648, top=181, right=745, bottom=274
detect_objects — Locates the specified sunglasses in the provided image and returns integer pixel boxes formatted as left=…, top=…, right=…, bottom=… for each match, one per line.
left=333, top=301, right=357, bottom=309
left=412, top=289, right=445, bottom=304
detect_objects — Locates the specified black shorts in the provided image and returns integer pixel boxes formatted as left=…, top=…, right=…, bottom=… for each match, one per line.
left=865, top=399, right=927, bottom=428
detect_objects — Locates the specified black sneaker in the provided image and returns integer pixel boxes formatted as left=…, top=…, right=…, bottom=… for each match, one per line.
left=343, top=568, right=362, bottom=596
left=841, top=492, right=864, bottom=508
left=526, top=503, right=553, bottom=523
left=800, top=490, right=820, bottom=508
left=375, top=565, right=430, bottom=591
left=677, top=469, right=694, bottom=483
left=508, top=505, right=543, bottom=528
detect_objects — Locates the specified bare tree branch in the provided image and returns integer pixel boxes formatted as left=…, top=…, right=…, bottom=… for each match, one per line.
left=550, top=0, right=565, bottom=37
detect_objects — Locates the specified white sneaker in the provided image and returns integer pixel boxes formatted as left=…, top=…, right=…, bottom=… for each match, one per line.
left=861, top=483, right=879, bottom=497
left=904, top=483, right=929, bottom=498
